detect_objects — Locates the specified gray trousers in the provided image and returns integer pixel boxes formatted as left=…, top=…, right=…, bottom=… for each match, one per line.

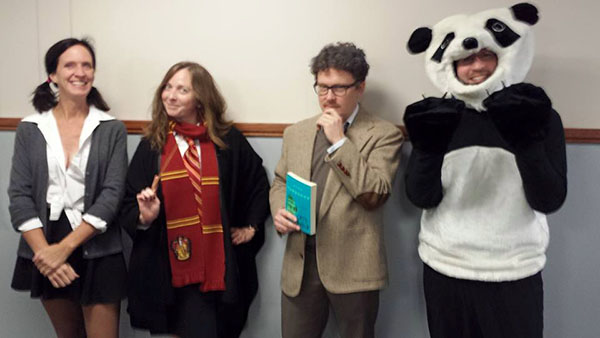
left=281, top=238, right=379, bottom=338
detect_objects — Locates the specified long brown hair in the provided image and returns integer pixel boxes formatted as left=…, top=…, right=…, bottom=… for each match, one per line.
left=145, top=62, right=233, bottom=150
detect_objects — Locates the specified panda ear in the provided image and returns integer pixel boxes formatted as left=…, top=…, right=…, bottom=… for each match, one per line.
left=407, top=27, right=432, bottom=54
left=511, top=2, right=539, bottom=25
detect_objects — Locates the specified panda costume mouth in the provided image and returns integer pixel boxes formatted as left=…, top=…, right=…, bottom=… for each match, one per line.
left=408, top=3, right=539, bottom=111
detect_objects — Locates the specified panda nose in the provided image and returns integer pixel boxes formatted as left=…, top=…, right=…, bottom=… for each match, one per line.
left=462, top=37, right=478, bottom=50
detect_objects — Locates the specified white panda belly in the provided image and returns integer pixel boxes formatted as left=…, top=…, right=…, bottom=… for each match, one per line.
left=418, top=145, right=549, bottom=281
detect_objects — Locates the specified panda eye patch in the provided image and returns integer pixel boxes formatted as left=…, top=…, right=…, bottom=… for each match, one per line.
left=431, top=32, right=455, bottom=63
left=485, top=18, right=520, bottom=47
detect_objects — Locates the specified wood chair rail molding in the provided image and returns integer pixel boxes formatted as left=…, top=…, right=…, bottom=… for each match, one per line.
left=1, top=118, right=599, bottom=143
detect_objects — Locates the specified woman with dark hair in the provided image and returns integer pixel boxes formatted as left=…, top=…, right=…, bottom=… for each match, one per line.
left=8, top=38, right=128, bottom=338
left=121, top=61, right=269, bottom=338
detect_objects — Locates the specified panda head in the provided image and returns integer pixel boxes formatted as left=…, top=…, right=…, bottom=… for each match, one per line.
left=408, top=3, right=539, bottom=110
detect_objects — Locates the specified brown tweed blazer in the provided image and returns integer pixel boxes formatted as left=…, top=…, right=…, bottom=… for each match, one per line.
left=269, top=107, right=403, bottom=296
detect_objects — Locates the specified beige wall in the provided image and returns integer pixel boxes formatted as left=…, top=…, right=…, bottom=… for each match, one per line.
left=1, top=0, right=597, bottom=127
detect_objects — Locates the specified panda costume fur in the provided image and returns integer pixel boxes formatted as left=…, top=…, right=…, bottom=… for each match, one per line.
left=404, top=3, right=567, bottom=337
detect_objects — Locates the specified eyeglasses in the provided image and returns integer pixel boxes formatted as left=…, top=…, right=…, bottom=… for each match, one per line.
left=456, top=49, right=497, bottom=65
left=313, top=80, right=360, bottom=96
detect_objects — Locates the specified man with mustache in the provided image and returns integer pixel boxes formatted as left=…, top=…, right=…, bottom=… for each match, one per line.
left=270, top=42, right=403, bottom=338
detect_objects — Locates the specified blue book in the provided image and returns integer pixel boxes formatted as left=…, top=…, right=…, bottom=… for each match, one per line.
left=285, top=172, right=316, bottom=235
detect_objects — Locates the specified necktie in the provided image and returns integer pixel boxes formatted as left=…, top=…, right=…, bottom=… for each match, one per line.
left=182, top=138, right=203, bottom=217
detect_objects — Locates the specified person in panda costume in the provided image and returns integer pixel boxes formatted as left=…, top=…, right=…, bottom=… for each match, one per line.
left=404, top=3, right=567, bottom=338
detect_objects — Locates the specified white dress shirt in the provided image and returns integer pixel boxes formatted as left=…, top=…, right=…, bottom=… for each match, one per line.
left=18, top=107, right=115, bottom=233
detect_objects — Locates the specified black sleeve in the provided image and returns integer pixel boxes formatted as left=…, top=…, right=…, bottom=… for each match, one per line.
left=514, top=110, right=567, bottom=213
left=231, top=129, right=270, bottom=256
left=405, top=148, right=446, bottom=209
left=120, top=139, right=173, bottom=327
left=222, top=129, right=270, bottom=326
left=119, top=139, right=159, bottom=238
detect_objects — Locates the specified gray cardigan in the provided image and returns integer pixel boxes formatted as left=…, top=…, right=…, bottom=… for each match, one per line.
left=8, top=119, right=128, bottom=259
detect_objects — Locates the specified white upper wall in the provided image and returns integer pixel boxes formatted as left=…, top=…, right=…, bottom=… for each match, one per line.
left=1, top=0, right=596, bottom=127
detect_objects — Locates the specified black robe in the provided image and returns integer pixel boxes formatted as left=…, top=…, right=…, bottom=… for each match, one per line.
left=120, top=127, right=270, bottom=335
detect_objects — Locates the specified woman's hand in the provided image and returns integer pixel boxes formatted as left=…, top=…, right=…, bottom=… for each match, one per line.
left=137, top=175, right=161, bottom=225
left=47, top=263, right=79, bottom=288
left=33, top=243, right=73, bottom=276
left=231, top=226, right=256, bottom=245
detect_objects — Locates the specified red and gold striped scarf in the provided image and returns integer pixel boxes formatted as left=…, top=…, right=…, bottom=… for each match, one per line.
left=160, top=121, right=225, bottom=291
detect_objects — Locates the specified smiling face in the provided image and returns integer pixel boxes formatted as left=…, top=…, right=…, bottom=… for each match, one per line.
left=161, top=68, right=199, bottom=124
left=410, top=5, right=537, bottom=110
left=455, top=49, right=498, bottom=85
left=49, top=44, right=94, bottom=100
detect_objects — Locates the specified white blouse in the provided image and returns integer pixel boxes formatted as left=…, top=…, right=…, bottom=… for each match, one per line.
left=17, top=107, right=115, bottom=233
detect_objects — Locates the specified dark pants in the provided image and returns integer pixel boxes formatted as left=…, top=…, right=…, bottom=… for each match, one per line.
left=281, top=238, right=379, bottom=338
left=166, top=285, right=250, bottom=338
left=169, top=285, right=218, bottom=338
left=423, top=263, right=543, bottom=338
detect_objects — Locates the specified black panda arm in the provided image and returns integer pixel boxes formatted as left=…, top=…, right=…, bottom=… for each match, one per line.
left=405, top=148, right=445, bottom=208
left=514, top=110, right=567, bottom=213
left=403, top=98, right=464, bottom=208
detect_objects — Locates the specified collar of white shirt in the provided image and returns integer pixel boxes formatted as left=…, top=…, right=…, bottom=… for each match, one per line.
left=23, top=105, right=115, bottom=126
left=345, top=104, right=359, bottom=127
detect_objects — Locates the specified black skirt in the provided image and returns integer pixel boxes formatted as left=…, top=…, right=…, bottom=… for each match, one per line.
left=11, top=212, right=126, bottom=305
